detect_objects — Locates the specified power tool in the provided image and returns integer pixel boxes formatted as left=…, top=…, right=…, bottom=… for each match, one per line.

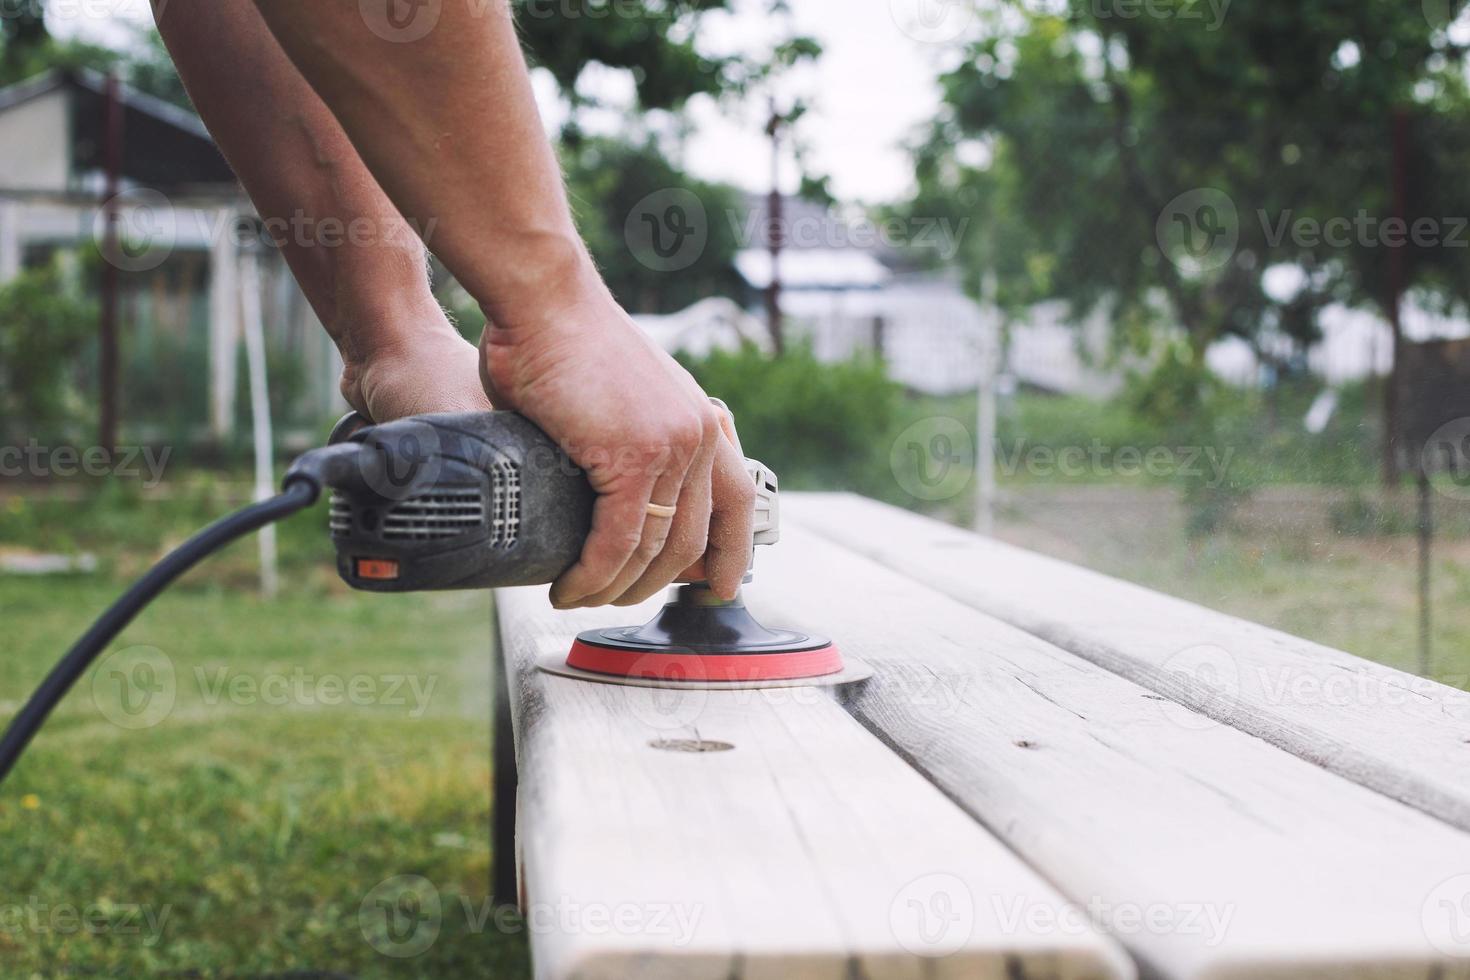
left=0, top=410, right=860, bottom=787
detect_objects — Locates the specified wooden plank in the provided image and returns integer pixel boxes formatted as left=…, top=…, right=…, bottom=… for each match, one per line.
left=494, top=586, right=1133, bottom=980
left=785, top=492, right=1470, bottom=835
left=743, top=523, right=1470, bottom=980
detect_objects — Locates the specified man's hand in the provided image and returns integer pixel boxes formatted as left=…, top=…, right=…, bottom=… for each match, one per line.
left=480, top=275, right=755, bottom=609
left=339, top=315, right=492, bottom=424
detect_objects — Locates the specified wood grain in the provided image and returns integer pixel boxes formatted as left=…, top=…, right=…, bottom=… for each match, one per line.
left=785, top=492, right=1470, bottom=835
left=742, top=521, right=1470, bottom=979
left=494, top=585, right=1133, bottom=980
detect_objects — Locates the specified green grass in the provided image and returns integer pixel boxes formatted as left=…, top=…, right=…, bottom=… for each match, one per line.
left=994, top=485, right=1470, bottom=686
left=0, top=481, right=530, bottom=978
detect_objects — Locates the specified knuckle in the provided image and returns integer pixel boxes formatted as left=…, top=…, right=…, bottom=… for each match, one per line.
left=634, top=534, right=665, bottom=565
left=726, top=475, right=757, bottom=512
left=671, top=527, right=708, bottom=562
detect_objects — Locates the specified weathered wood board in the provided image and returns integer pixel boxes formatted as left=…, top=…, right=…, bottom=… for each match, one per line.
left=741, top=523, right=1470, bottom=980
left=494, top=586, right=1132, bottom=980
left=785, top=492, right=1470, bottom=835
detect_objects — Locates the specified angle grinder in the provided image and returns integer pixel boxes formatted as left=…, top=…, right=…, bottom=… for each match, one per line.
left=0, top=409, right=862, bottom=787
left=322, top=410, right=861, bottom=688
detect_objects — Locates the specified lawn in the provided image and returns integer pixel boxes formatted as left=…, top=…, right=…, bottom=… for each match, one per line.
left=0, top=481, right=531, bottom=978
left=4, top=379, right=1467, bottom=977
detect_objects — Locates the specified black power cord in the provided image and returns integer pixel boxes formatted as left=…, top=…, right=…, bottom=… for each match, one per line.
left=0, top=452, right=358, bottom=788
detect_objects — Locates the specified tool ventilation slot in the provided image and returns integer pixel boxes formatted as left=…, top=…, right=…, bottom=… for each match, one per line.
left=489, top=460, right=520, bottom=548
left=381, top=490, right=486, bottom=540
left=328, top=461, right=519, bottom=547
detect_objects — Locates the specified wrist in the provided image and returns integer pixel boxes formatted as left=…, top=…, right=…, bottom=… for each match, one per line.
left=334, top=296, right=462, bottom=371
left=476, top=229, right=607, bottom=332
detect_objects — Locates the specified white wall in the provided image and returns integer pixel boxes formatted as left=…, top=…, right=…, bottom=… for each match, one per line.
left=0, top=90, right=71, bottom=193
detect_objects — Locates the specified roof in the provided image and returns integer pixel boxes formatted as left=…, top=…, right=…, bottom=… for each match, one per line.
left=0, top=68, right=236, bottom=190
left=734, top=247, right=891, bottom=291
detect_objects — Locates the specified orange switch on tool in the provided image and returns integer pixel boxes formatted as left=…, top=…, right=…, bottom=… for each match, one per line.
left=354, top=558, right=400, bottom=580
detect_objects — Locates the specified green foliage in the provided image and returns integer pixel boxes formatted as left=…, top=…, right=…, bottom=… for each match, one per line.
left=0, top=485, right=528, bottom=976
left=0, top=262, right=96, bottom=441
left=563, top=136, right=744, bottom=313
left=679, top=343, right=903, bottom=494
left=910, top=0, right=1470, bottom=366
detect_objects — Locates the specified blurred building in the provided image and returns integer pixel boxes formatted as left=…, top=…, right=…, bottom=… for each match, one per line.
left=0, top=69, right=338, bottom=441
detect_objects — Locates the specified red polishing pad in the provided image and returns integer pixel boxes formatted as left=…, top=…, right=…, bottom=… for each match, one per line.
left=566, top=638, right=843, bottom=684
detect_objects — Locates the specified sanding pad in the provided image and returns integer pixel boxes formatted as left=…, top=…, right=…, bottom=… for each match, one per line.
left=536, top=644, right=872, bottom=690
left=538, top=583, right=872, bottom=690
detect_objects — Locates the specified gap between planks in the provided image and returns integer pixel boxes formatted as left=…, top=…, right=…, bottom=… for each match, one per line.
left=494, top=585, right=1134, bottom=980
left=785, top=492, right=1470, bottom=838
left=740, top=520, right=1470, bottom=980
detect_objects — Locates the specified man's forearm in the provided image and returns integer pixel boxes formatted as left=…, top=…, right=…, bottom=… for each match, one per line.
left=251, top=0, right=594, bottom=326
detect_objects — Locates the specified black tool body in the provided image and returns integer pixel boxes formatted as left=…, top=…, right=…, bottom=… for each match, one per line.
left=321, top=411, right=594, bottom=591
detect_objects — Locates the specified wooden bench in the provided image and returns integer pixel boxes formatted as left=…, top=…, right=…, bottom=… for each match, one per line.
left=492, top=492, right=1470, bottom=979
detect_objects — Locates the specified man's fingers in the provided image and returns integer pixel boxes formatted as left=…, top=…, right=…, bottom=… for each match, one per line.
left=612, top=440, right=716, bottom=607
left=549, top=484, right=658, bottom=609
left=572, top=463, right=692, bottom=608
left=702, top=438, right=756, bottom=599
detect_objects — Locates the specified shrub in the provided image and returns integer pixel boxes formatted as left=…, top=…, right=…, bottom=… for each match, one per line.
left=679, top=342, right=903, bottom=495
left=0, top=262, right=96, bottom=442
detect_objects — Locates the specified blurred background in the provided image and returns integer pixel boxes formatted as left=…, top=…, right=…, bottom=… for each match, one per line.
left=4, top=0, right=1470, bottom=973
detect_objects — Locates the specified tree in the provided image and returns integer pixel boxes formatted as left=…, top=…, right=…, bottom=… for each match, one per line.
left=563, top=136, right=744, bottom=313
left=912, top=0, right=1470, bottom=474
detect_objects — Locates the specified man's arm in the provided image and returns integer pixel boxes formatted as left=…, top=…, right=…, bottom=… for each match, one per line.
left=150, top=0, right=491, bottom=422
left=246, top=0, right=754, bottom=608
